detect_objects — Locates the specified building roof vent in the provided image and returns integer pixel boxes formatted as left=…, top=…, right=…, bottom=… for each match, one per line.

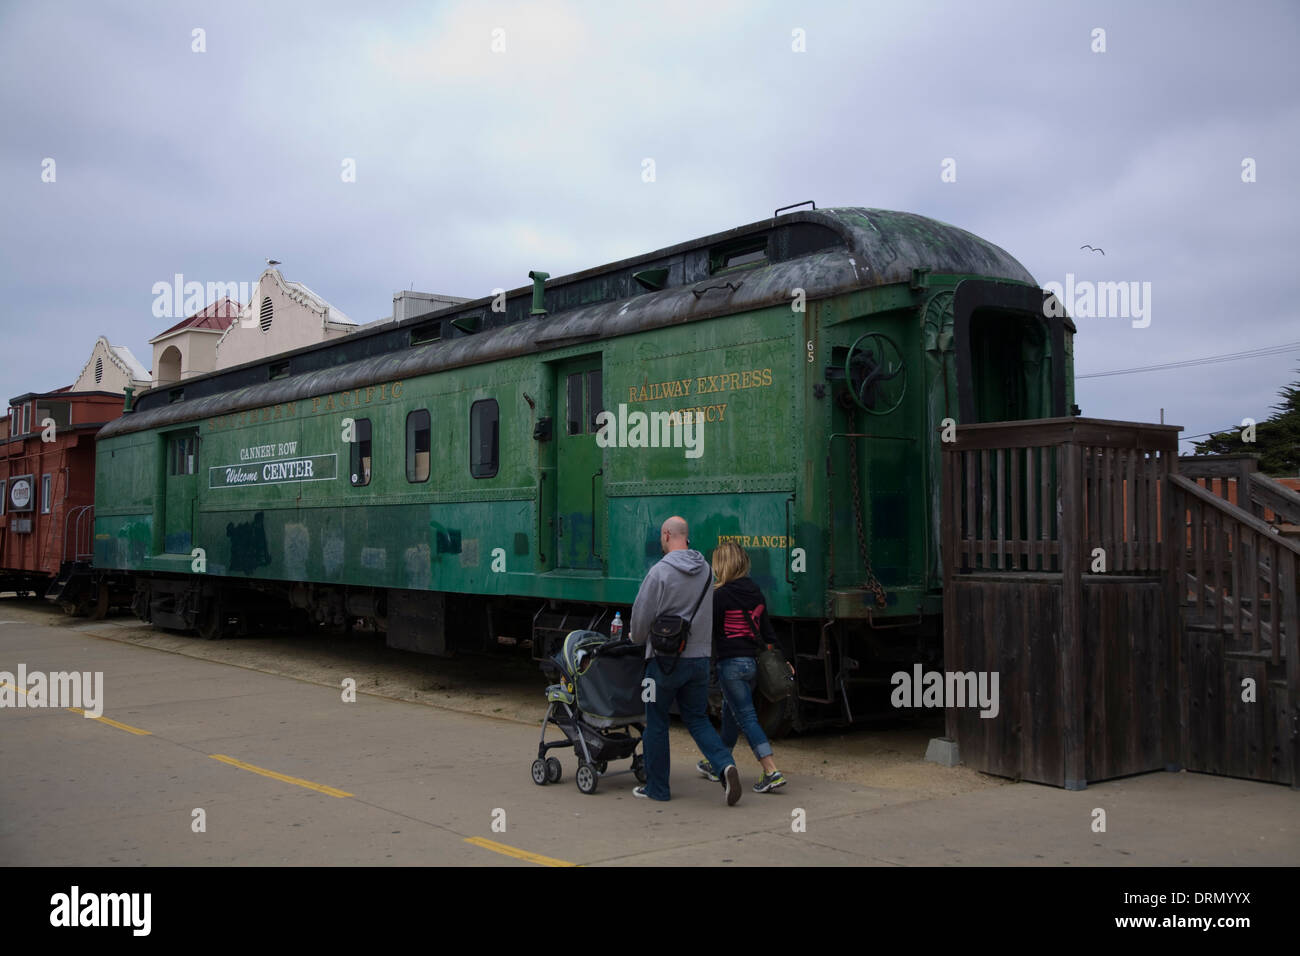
left=94, top=356, right=103, bottom=384
left=259, top=296, right=274, bottom=332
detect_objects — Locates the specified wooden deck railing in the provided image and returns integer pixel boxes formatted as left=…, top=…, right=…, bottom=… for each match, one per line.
left=1178, top=454, right=1300, bottom=526
left=943, top=418, right=1181, bottom=576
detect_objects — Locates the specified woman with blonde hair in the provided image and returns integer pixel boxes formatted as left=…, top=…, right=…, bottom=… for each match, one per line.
left=698, top=541, right=788, bottom=792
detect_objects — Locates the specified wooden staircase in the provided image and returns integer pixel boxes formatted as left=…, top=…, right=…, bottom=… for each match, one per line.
left=1169, top=458, right=1300, bottom=785
left=941, top=423, right=1299, bottom=789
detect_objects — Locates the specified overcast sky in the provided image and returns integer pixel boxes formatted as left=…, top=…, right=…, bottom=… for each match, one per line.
left=1, top=0, right=1296, bottom=454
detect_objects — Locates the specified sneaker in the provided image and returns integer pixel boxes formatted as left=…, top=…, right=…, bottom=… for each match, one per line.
left=632, top=785, right=650, bottom=798
left=696, top=759, right=720, bottom=782
left=753, top=770, right=787, bottom=793
left=721, top=764, right=742, bottom=806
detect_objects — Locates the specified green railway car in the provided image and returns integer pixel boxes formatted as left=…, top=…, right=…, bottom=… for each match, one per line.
left=94, top=206, right=1074, bottom=731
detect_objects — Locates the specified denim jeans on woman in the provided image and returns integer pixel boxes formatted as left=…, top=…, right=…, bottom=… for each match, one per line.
left=716, top=655, right=774, bottom=760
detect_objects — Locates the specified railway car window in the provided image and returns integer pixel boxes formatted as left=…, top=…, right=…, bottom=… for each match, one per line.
left=470, top=399, right=499, bottom=479
left=169, top=435, right=197, bottom=475
left=566, top=373, right=583, bottom=435
left=710, top=238, right=767, bottom=274
left=586, top=370, right=603, bottom=431
left=406, top=409, right=431, bottom=483
left=350, top=418, right=372, bottom=486
left=40, top=475, right=51, bottom=514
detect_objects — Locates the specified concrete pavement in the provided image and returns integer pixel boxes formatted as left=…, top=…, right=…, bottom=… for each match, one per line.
left=1, top=606, right=1296, bottom=866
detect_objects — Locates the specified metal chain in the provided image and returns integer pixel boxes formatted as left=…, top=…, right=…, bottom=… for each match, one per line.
left=846, top=406, right=888, bottom=608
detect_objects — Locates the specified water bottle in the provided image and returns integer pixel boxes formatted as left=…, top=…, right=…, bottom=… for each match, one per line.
left=610, top=612, right=623, bottom=640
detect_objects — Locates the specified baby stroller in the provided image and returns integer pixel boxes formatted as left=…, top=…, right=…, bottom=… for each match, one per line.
left=531, top=629, right=646, bottom=794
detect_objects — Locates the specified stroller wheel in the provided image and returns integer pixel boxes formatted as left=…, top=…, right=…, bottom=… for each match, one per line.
left=632, top=755, right=647, bottom=784
left=545, top=757, right=563, bottom=783
left=530, top=759, right=548, bottom=786
left=594, top=760, right=608, bottom=775
left=575, top=762, right=598, bottom=795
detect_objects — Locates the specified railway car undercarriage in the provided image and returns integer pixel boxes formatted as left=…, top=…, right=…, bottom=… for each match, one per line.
left=120, top=572, right=940, bottom=737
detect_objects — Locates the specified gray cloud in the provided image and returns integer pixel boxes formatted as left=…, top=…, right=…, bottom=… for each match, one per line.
left=1, top=0, right=1296, bottom=454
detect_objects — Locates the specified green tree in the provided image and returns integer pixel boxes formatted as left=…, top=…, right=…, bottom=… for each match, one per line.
left=1194, top=371, right=1300, bottom=475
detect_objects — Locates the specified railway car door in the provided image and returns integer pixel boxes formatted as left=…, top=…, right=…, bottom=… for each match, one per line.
left=163, top=429, right=199, bottom=554
left=554, top=357, right=604, bottom=570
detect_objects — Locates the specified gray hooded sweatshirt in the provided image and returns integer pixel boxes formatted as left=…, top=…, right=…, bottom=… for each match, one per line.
left=629, top=548, right=714, bottom=660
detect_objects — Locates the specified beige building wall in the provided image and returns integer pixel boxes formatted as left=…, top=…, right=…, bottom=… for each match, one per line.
left=214, top=270, right=356, bottom=371
left=151, top=329, right=226, bottom=386
left=71, top=337, right=152, bottom=394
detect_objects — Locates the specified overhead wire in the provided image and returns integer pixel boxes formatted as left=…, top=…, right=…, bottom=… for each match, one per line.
left=1076, top=341, right=1299, bottom=379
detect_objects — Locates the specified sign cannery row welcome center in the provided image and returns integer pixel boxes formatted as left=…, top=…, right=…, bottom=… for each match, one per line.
left=205, top=380, right=404, bottom=490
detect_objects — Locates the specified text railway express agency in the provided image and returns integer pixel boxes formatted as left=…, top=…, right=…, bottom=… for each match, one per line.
left=628, top=368, right=773, bottom=423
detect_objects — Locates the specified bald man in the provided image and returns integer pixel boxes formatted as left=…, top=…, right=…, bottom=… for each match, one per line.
left=629, top=515, right=741, bottom=804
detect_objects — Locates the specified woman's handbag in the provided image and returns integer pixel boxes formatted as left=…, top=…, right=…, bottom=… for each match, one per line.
left=742, top=607, right=796, bottom=702
left=756, top=646, right=796, bottom=702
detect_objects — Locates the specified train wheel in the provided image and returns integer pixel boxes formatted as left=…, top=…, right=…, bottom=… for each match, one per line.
left=197, top=600, right=226, bottom=641
left=530, top=759, right=548, bottom=786
left=575, top=762, right=598, bottom=794
left=545, top=757, right=562, bottom=783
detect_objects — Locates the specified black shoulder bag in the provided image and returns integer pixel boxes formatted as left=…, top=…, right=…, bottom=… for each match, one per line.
left=648, top=572, right=712, bottom=671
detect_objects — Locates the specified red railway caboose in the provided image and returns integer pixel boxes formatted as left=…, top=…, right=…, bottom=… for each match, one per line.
left=0, top=386, right=128, bottom=611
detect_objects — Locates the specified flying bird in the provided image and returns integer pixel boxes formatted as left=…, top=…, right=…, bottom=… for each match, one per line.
left=1079, top=244, right=1105, bottom=255
left=266, top=258, right=282, bottom=266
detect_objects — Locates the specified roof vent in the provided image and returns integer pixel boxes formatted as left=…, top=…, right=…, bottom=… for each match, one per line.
left=409, top=320, right=441, bottom=347
left=259, top=296, right=274, bottom=332
left=94, top=356, right=103, bottom=384
left=528, top=271, right=549, bottom=316
left=633, top=268, right=669, bottom=291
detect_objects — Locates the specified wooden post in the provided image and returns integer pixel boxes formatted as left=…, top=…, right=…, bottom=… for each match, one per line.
left=1162, top=454, right=1184, bottom=772
left=1060, top=436, right=1085, bottom=789
left=1280, top=549, right=1300, bottom=790
left=941, top=443, right=958, bottom=744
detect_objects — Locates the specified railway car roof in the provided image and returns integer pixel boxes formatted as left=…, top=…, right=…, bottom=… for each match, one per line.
left=103, top=207, right=1039, bottom=439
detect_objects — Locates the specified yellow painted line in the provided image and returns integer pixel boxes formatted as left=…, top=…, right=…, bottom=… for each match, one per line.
left=464, top=837, right=576, bottom=867
left=3, top=684, right=152, bottom=735
left=210, top=754, right=353, bottom=798
left=66, top=707, right=152, bottom=735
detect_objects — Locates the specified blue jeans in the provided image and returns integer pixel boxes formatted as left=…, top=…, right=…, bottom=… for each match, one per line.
left=642, top=656, right=735, bottom=801
left=717, top=656, right=774, bottom=761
